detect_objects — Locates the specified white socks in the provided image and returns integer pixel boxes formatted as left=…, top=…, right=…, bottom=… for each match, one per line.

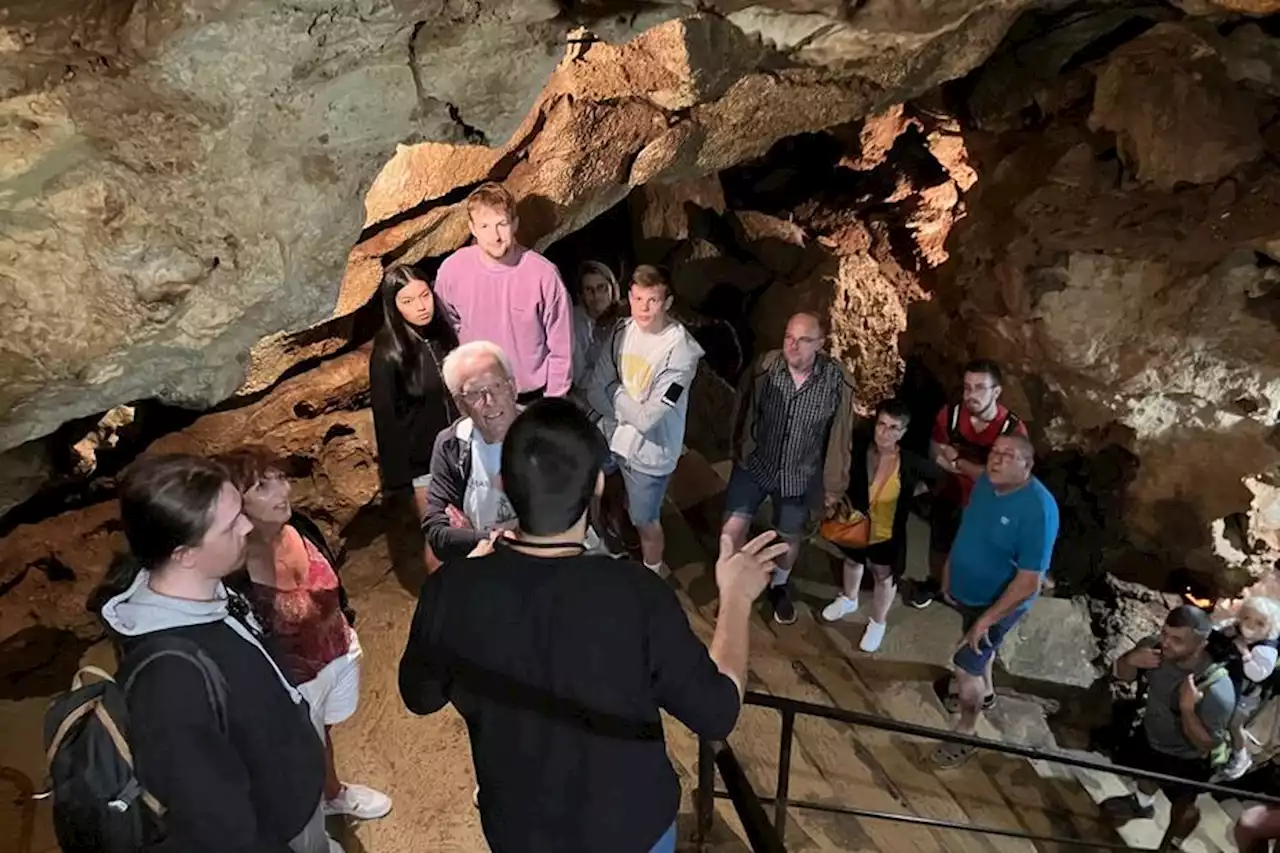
left=1134, top=790, right=1155, bottom=808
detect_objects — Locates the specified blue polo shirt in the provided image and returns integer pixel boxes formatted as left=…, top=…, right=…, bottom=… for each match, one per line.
left=949, top=475, right=1059, bottom=608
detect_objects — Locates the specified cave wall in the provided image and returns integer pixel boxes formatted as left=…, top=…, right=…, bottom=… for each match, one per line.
left=910, top=19, right=1280, bottom=595
left=3, top=0, right=1280, bottom=648
left=0, top=0, right=1045, bottom=518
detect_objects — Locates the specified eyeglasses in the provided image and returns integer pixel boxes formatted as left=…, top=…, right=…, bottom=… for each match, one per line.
left=784, top=335, right=822, bottom=346
left=458, top=383, right=508, bottom=406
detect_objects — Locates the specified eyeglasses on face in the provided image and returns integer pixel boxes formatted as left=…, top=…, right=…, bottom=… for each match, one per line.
left=458, top=382, right=509, bottom=406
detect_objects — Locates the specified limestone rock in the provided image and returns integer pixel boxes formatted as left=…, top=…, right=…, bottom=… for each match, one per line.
left=999, top=597, right=1100, bottom=689
left=329, top=6, right=1029, bottom=351
left=0, top=348, right=379, bottom=646
left=630, top=175, right=726, bottom=253
left=0, top=0, right=1030, bottom=494
left=148, top=349, right=379, bottom=540
left=0, top=441, right=53, bottom=520
left=913, top=51, right=1280, bottom=596
left=1089, top=23, right=1264, bottom=190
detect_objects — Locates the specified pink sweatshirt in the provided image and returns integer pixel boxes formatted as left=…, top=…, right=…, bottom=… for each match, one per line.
left=434, top=244, right=574, bottom=397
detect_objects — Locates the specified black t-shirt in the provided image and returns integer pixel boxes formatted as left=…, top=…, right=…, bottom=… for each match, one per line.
left=398, top=548, right=741, bottom=853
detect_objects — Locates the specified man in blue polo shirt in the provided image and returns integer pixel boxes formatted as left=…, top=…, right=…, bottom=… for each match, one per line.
left=931, top=433, right=1059, bottom=767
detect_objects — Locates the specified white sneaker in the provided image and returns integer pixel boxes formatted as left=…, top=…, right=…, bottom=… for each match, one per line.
left=821, top=594, right=859, bottom=622
left=1220, top=748, right=1253, bottom=781
left=860, top=619, right=887, bottom=653
left=324, top=783, right=392, bottom=820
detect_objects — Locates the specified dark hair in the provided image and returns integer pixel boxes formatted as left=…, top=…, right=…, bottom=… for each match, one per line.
left=963, top=359, right=1003, bottom=386
left=216, top=445, right=282, bottom=493
left=89, top=454, right=229, bottom=613
left=500, top=398, right=607, bottom=536
left=630, top=264, right=670, bottom=295
left=375, top=265, right=458, bottom=398
left=1166, top=603, right=1214, bottom=638
left=875, top=398, right=911, bottom=426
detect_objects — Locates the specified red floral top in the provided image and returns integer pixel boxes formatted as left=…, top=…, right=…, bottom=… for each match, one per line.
left=249, top=534, right=352, bottom=684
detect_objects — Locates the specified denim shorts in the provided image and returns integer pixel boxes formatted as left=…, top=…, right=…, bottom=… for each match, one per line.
left=615, top=456, right=671, bottom=526
left=951, top=602, right=1029, bottom=677
left=722, top=464, right=816, bottom=540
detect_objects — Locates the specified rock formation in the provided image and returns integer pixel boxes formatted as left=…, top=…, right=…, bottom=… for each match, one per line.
left=910, top=18, right=1280, bottom=596
left=0, top=0, right=1040, bottom=516
left=3, top=0, right=1280, bottom=652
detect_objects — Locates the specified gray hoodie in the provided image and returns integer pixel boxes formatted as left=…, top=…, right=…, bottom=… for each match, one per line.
left=586, top=317, right=705, bottom=477
left=101, top=569, right=303, bottom=704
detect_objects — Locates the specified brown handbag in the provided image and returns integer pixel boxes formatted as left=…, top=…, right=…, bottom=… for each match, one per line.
left=820, top=499, right=870, bottom=549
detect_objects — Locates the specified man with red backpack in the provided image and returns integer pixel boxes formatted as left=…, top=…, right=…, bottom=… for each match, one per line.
left=908, top=359, right=1026, bottom=609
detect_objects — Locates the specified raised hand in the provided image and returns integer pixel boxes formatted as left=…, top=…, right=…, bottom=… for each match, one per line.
left=715, top=530, right=792, bottom=606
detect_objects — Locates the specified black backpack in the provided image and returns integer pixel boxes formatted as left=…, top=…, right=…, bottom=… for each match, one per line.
left=43, top=635, right=228, bottom=853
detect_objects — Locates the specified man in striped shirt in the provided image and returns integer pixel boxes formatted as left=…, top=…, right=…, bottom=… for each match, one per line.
left=721, top=312, right=856, bottom=624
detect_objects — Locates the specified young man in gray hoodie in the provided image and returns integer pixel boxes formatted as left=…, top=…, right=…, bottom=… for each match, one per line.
left=95, top=454, right=334, bottom=853
left=587, top=265, right=704, bottom=574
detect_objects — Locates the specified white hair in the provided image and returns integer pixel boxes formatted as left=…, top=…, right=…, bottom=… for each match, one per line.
left=1239, top=595, right=1280, bottom=641
left=441, top=340, right=514, bottom=396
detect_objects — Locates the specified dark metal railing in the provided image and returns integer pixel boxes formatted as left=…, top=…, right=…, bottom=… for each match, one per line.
left=694, top=690, right=1280, bottom=853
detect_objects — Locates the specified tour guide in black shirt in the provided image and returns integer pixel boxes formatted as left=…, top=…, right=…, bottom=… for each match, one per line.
left=399, top=398, right=788, bottom=852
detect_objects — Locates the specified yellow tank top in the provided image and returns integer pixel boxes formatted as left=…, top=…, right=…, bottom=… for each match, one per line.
left=868, top=459, right=901, bottom=545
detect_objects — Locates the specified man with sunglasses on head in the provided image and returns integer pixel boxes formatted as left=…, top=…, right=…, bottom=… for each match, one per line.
left=720, top=312, right=856, bottom=625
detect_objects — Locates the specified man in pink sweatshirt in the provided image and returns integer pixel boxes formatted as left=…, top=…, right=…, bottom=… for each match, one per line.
left=435, top=183, right=574, bottom=402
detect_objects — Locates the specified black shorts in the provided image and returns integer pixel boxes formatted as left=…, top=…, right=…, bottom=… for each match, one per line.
left=837, top=539, right=902, bottom=578
left=929, top=500, right=962, bottom=553
left=1113, top=731, right=1211, bottom=803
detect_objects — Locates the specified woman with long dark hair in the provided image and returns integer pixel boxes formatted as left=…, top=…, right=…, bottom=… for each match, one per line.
left=369, top=265, right=458, bottom=521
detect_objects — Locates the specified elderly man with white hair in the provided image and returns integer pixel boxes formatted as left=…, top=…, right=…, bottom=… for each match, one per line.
left=423, top=341, right=609, bottom=563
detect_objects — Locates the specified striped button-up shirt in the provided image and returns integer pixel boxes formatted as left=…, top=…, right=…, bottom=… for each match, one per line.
left=745, top=354, right=846, bottom=498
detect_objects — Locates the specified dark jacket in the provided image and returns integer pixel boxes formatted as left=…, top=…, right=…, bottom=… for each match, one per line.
left=845, top=431, right=943, bottom=571
left=421, top=417, right=487, bottom=561
left=100, top=571, right=325, bottom=853
left=369, top=333, right=457, bottom=490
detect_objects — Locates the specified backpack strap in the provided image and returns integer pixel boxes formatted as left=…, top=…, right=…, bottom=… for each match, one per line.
left=121, top=636, right=230, bottom=738
left=1000, top=411, right=1022, bottom=436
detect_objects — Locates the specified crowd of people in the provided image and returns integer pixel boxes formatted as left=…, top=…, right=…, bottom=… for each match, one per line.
left=63, top=181, right=1280, bottom=852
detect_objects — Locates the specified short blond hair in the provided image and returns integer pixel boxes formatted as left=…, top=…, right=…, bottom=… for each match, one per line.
left=441, top=341, right=514, bottom=396
left=465, top=182, right=517, bottom=220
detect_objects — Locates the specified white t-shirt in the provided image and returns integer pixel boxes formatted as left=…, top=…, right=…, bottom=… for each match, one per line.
left=463, top=435, right=517, bottom=534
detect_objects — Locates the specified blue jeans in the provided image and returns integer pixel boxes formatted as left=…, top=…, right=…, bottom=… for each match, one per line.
left=648, top=821, right=677, bottom=853
left=612, top=454, right=671, bottom=527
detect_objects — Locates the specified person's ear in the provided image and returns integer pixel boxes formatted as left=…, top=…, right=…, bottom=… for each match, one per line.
left=171, top=544, right=199, bottom=571
left=510, top=213, right=520, bottom=232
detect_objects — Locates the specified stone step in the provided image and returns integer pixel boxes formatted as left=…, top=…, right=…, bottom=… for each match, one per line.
left=665, top=448, right=1246, bottom=853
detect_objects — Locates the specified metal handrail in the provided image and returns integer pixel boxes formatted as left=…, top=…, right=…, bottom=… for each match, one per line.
left=741, top=690, right=1280, bottom=806
left=694, top=690, right=1280, bottom=853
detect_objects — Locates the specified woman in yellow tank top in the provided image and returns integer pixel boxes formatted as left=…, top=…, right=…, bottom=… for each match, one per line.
left=821, top=400, right=943, bottom=652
